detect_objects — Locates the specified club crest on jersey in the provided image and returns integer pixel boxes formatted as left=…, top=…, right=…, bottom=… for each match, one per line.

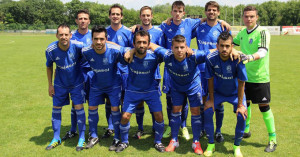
left=103, top=58, right=108, bottom=65
left=183, top=64, right=188, bottom=72
left=117, top=35, right=123, bottom=42
left=180, top=28, right=185, bottom=34
left=69, top=53, right=75, bottom=60
left=143, top=61, right=149, bottom=68
left=213, top=31, right=219, bottom=37
left=150, top=34, right=153, bottom=40
left=168, top=38, right=172, bottom=43
left=226, top=65, right=232, bottom=73
left=86, top=38, right=91, bottom=44
left=249, top=38, right=253, bottom=44
left=107, top=35, right=110, bottom=39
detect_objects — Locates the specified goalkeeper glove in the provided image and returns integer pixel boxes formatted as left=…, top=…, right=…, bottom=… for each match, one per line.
left=240, top=54, right=254, bottom=64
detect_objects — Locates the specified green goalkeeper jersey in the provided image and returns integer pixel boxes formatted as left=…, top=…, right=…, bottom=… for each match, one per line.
left=233, top=25, right=270, bottom=83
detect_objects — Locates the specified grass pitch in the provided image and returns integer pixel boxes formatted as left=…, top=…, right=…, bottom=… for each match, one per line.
left=0, top=33, right=299, bottom=156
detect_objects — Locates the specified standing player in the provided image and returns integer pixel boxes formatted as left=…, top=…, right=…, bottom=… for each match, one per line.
left=45, top=24, right=86, bottom=151
left=132, top=6, right=165, bottom=139
left=192, top=1, right=229, bottom=142
left=62, top=9, right=92, bottom=142
left=149, top=35, right=208, bottom=155
left=234, top=6, right=277, bottom=152
left=204, top=32, right=247, bottom=157
left=82, top=25, right=128, bottom=150
left=103, top=4, right=134, bottom=139
left=115, top=30, right=165, bottom=153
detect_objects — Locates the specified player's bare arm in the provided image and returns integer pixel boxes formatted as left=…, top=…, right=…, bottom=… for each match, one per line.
left=236, top=79, right=247, bottom=120
left=46, top=66, right=54, bottom=97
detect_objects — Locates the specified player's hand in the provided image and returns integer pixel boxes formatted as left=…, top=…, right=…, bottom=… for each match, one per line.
left=130, top=24, right=141, bottom=33
left=186, top=47, right=194, bottom=57
left=124, top=48, right=135, bottom=63
left=48, top=85, right=55, bottom=97
left=236, top=105, right=247, bottom=120
left=219, top=20, right=231, bottom=32
left=240, top=53, right=254, bottom=64
left=165, top=17, right=173, bottom=25
left=230, top=49, right=242, bottom=62
left=204, top=99, right=214, bottom=112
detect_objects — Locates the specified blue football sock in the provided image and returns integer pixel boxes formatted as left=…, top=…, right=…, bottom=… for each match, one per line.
left=234, top=113, right=246, bottom=146
left=200, top=106, right=205, bottom=132
left=154, top=120, right=164, bottom=144
left=181, top=101, right=188, bottom=128
left=215, top=105, right=224, bottom=133
left=88, top=109, right=98, bottom=138
left=105, top=102, right=114, bottom=130
left=170, top=112, right=181, bottom=141
left=120, top=122, right=130, bottom=144
left=76, top=108, right=86, bottom=140
left=112, top=110, right=121, bottom=140
left=191, top=115, right=201, bottom=142
left=136, top=107, right=145, bottom=131
left=70, top=107, right=77, bottom=132
left=204, top=108, right=214, bottom=143
left=166, top=95, right=172, bottom=126
left=52, top=108, right=62, bottom=140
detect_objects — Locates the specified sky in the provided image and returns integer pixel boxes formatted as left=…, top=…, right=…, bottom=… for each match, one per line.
left=61, top=0, right=290, bottom=10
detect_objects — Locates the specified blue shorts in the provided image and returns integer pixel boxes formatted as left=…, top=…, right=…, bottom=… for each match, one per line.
left=53, top=84, right=85, bottom=107
left=121, top=74, right=128, bottom=91
left=122, top=90, right=162, bottom=113
left=208, top=92, right=247, bottom=112
left=200, top=72, right=208, bottom=97
left=89, top=86, right=121, bottom=107
left=170, top=85, right=203, bottom=108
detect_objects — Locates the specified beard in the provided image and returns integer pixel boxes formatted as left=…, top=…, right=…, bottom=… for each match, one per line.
left=136, top=48, right=146, bottom=55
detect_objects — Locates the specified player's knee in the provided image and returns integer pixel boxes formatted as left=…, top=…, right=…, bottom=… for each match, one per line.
left=172, top=106, right=182, bottom=113
left=121, top=112, right=131, bottom=124
left=53, top=106, right=62, bottom=109
left=89, top=106, right=98, bottom=110
left=153, top=112, right=163, bottom=123
left=111, top=106, right=119, bottom=112
left=137, top=101, right=144, bottom=108
left=74, top=104, right=83, bottom=110
left=190, top=107, right=200, bottom=115
left=259, top=104, right=270, bottom=112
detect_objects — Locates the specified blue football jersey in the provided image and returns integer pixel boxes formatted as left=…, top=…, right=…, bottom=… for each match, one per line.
left=192, top=22, right=229, bottom=72
left=122, top=50, right=163, bottom=92
left=205, top=51, right=248, bottom=96
left=82, top=43, right=128, bottom=90
left=159, top=18, right=200, bottom=49
left=45, top=40, right=84, bottom=88
left=155, top=47, right=207, bottom=92
left=106, top=25, right=133, bottom=75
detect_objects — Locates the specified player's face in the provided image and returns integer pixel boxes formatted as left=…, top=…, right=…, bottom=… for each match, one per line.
left=76, top=13, right=90, bottom=30
left=109, top=8, right=123, bottom=25
left=205, top=5, right=220, bottom=20
left=140, top=9, right=153, bottom=26
left=243, top=11, right=258, bottom=29
left=217, top=39, right=233, bottom=60
left=172, top=41, right=187, bottom=61
left=92, top=32, right=106, bottom=51
left=134, top=35, right=149, bottom=55
left=56, top=27, right=72, bottom=47
left=171, top=6, right=185, bottom=22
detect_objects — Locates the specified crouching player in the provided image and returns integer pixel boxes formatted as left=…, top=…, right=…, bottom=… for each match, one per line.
left=149, top=35, right=209, bottom=155
left=45, top=24, right=86, bottom=151
left=204, top=32, right=247, bottom=157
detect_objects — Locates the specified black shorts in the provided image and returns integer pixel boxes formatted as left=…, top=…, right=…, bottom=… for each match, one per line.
left=245, top=82, right=270, bottom=104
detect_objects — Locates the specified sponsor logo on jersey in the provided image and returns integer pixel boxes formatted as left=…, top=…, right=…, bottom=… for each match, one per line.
left=55, top=57, right=60, bottom=60
left=180, top=27, right=185, bottom=34
left=249, top=38, right=253, bottom=44
left=214, top=65, right=219, bottom=68
left=226, top=65, right=232, bottom=73
left=90, top=58, right=95, bottom=62
left=103, top=58, right=108, bottom=65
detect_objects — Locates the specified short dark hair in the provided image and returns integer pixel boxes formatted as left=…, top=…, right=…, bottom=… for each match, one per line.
left=172, top=35, right=186, bottom=45
left=243, top=5, right=258, bottom=15
left=109, top=4, right=123, bottom=16
left=172, top=1, right=185, bottom=11
left=76, top=9, right=90, bottom=19
left=205, top=1, right=220, bottom=11
left=140, top=6, right=152, bottom=15
left=133, top=30, right=150, bottom=44
left=217, top=32, right=233, bottom=44
left=91, top=25, right=107, bottom=38
left=56, top=23, right=70, bottom=34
